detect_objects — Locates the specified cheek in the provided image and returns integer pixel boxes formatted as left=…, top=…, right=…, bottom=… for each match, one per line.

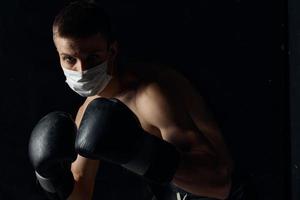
left=105, top=62, right=113, bottom=75
left=59, top=59, right=70, bottom=70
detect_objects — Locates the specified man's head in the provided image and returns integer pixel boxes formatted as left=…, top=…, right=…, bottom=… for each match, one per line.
left=52, top=1, right=120, bottom=97
left=52, top=1, right=118, bottom=72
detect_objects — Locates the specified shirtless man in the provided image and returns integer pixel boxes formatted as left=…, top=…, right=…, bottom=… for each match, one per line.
left=28, top=1, right=233, bottom=200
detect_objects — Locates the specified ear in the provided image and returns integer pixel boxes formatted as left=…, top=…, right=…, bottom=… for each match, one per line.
left=107, top=40, right=119, bottom=76
left=109, top=40, right=119, bottom=59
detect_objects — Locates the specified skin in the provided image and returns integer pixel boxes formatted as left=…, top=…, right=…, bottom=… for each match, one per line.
left=53, top=32, right=234, bottom=200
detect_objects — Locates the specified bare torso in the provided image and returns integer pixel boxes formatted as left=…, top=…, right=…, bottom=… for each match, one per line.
left=76, top=63, right=199, bottom=151
left=69, top=63, right=232, bottom=200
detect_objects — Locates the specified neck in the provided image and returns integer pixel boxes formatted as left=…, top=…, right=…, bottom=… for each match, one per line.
left=93, top=75, right=122, bottom=99
left=88, top=66, right=136, bottom=100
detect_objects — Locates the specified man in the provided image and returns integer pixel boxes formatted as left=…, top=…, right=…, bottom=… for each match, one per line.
left=28, top=1, right=234, bottom=200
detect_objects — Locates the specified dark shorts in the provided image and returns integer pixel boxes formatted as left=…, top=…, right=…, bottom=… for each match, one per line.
left=148, top=183, right=214, bottom=200
left=149, top=173, right=257, bottom=200
left=94, top=162, right=257, bottom=200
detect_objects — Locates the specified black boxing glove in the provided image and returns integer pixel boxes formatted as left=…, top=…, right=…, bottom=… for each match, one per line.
left=28, top=111, right=77, bottom=200
left=75, top=98, right=181, bottom=184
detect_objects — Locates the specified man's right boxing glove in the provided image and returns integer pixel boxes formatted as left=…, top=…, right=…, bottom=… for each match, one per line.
left=28, top=111, right=77, bottom=200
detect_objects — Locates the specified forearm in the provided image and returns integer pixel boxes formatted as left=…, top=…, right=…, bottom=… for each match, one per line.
left=67, top=156, right=99, bottom=200
left=173, top=150, right=232, bottom=199
left=67, top=179, right=94, bottom=200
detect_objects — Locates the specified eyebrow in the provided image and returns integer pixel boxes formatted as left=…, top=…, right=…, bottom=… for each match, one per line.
left=60, top=50, right=104, bottom=57
left=60, top=53, right=75, bottom=57
left=89, top=50, right=105, bottom=54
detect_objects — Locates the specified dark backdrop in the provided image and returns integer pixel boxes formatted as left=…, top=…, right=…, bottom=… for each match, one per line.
left=0, top=0, right=288, bottom=199
left=289, top=0, right=300, bottom=199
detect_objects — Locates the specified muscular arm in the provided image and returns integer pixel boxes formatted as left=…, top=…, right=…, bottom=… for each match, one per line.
left=136, top=70, right=233, bottom=199
left=67, top=101, right=100, bottom=200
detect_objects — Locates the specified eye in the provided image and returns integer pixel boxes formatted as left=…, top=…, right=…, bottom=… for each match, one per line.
left=62, top=55, right=76, bottom=65
left=86, top=54, right=102, bottom=67
left=87, top=54, right=100, bottom=62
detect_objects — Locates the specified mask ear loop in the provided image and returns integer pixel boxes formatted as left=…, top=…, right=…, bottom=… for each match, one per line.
left=107, top=44, right=116, bottom=76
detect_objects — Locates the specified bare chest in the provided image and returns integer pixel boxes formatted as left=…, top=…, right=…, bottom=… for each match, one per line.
left=117, top=93, right=163, bottom=139
left=78, top=93, right=163, bottom=139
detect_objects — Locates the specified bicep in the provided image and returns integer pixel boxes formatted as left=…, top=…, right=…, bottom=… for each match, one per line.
left=137, top=81, right=211, bottom=151
left=138, top=72, right=232, bottom=166
left=182, top=78, right=233, bottom=168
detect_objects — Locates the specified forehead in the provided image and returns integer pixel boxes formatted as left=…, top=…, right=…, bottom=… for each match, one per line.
left=54, top=33, right=108, bottom=55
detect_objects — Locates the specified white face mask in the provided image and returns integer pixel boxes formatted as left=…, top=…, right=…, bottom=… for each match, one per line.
left=62, top=61, right=112, bottom=97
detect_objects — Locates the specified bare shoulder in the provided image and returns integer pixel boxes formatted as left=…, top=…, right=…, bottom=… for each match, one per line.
left=156, top=67, right=217, bottom=125
left=134, top=66, right=196, bottom=111
left=134, top=66, right=192, bottom=128
left=127, top=63, right=215, bottom=126
left=134, top=65, right=226, bottom=142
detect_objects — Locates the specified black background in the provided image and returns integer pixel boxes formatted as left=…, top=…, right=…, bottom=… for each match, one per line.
left=0, top=0, right=289, bottom=199
left=289, top=0, right=300, bottom=199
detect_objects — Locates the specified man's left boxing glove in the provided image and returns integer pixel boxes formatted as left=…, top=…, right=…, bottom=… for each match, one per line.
left=76, top=98, right=181, bottom=185
left=28, top=111, right=77, bottom=200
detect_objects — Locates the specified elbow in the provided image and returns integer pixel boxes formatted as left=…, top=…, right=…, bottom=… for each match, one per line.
left=214, top=165, right=233, bottom=200
left=215, top=178, right=232, bottom=200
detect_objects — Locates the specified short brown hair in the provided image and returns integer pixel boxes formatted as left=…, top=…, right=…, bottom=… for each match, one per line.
left=52, top=1, right=114, bottom=43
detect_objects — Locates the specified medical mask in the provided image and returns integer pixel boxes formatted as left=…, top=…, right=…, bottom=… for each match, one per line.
left=62, top=61, right=112, bottom=97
